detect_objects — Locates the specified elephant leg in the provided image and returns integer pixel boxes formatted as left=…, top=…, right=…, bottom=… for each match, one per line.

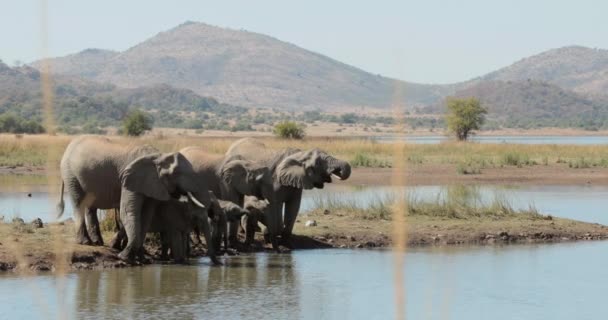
left=227, top=221, right=240, bottom=248
left=159, top=232, right=170, bottom=261
left=85, top=207, right=104, bottom=246
left=242, top=214, right=257, bottom=245
left=200, top=218, right=221, bottom=265
left=108, top=229, right=126, bottom=250
left=117, top=191, right=143, bottom=261
left=265, top=202, right=283, bottom=252
left=68, top=181, right=92, bottom=245
left=281, top=192, right=302, bottom=249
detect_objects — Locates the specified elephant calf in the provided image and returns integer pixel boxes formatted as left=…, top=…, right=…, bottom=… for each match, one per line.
left=149, top=198, right=207, bottom=263
left=242, top=196, right=270, bottom=245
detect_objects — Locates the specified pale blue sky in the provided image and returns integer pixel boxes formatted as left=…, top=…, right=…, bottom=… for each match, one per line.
left=2, top=0, right=606, bottom=83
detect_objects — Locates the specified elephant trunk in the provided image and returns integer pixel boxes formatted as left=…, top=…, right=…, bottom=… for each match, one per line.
left=327, top=157, right=351, bottom=180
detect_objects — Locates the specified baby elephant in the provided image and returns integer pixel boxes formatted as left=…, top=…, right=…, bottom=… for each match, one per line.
left=207, top=200, right=250, bottom=252
left=150, top=198, right=209, bottom=263
left=242, top=196, right=270, bottom=245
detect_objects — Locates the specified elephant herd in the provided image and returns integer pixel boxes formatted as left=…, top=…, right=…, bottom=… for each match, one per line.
left=56, top=136, right=351, bottom=264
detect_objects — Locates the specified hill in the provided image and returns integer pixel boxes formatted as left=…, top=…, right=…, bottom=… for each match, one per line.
left=32, top=21, right=455, bottom=110
left=0, top=60, right=245, bottom=132
left=441, top=80, right=608, bottom=129
left=482, top=46, right=608, bottom=96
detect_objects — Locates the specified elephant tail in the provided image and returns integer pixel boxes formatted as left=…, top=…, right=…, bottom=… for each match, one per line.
left=55, top=180, right=65, bottom=219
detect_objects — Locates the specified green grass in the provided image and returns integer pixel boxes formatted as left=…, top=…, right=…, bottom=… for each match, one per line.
left=308, top=185, right=544, bottom=221
left=351, top=151, right=391, bottom=168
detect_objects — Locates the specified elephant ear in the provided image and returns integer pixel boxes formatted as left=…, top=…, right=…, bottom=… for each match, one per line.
left=120, top=154, right=171, bottom=201
left=276, top=156, right=314, bottom=189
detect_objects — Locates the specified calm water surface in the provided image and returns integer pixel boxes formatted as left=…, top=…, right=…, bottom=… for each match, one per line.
left=3, top=184, right=608, bottom=224
left=1, top=177, right=607, bottom=319
left=0, top=245, right=606, bottom=319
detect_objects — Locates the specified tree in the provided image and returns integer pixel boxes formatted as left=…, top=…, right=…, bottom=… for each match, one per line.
left=122, top=110, right=153, bottom=136
left=273, top=121, right=306, bottom=139
left=445, top=97, right=487, bottom=141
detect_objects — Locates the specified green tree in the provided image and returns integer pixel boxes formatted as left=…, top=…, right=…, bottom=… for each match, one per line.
left=122, top=110, right=153, bottom=136
left=273, top=121, right=306, bottom=139
left=445, top=97, right=487, bottom=141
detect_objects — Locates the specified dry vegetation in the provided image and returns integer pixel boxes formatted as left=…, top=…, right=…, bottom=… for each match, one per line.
left=4, top=134, right=608, bottom=171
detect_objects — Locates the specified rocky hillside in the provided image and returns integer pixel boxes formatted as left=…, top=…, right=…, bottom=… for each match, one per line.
left=33, top=22, right=455, bottom=110
left=0, top=60, right=243, bottom=129
left=442, top=80, right=608, bottom=128
left=482, top=46, right=608, bottom=96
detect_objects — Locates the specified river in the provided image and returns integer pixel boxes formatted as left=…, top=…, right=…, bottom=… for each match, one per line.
left=0, top=182, right=606, bottom=319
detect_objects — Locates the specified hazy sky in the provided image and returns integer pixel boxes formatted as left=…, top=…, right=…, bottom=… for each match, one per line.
left=2, top=0, right=607, bottom=83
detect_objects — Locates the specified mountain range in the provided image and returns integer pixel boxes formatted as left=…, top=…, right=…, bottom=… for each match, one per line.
left=14, top=21, right=608, bottom=128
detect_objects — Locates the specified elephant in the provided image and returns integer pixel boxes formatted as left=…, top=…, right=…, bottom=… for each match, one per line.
left=179, top=146, right=274, bottom=249
left=225, top=138, right=351, bottom=250
left=56, top=136, right=215, bottom=262
left=57, top=136, right=157, bottom=246
left=242, top=196, right=269, bottom=244
left=150, top=192, right=233, bottom=263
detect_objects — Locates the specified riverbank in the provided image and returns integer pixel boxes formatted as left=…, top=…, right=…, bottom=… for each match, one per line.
left=2, top=206, right=608, bottom=272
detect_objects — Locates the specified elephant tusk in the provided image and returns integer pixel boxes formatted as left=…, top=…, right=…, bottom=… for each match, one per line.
left=187, top=192, right=206, bottom=209
left=331, top=173, right=344, bottom=180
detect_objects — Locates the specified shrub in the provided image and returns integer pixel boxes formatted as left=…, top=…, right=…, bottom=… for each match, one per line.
left=273, top=121, right=306, bottom=139
left=122, top=110, right=153, bottom=136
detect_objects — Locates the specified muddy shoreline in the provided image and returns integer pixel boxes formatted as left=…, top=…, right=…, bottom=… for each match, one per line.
left=1, top=213, right=607, bottom=273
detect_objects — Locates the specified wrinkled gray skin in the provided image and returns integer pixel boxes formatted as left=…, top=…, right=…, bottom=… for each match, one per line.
left=242, top=196, right=269, bottom=243
left=180, top=146, right=274, bottom=249
left=148, top=198, right=207, bottom=263
left=57, top=136, right=157, bottom=246
left=226, top=138, right=351, bottom=250
left=57, top=136, right=214, bottom=262
left=151, top=193, right=229, bottom=263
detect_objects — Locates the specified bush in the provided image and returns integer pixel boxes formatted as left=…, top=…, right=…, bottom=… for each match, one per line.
left=273, top=121, right=306, bottom=139
left=122, top=110, right=153, bottom=136
left=0, top=114, right=45, bottom=134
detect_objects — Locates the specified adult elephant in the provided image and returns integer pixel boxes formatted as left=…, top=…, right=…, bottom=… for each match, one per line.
left=226, top=138, right=351, bottom=250
left=180, top=146, right=273, bottom=249
left=57, top=136, right=214, bottom=262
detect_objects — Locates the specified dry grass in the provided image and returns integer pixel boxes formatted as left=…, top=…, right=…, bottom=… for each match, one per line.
left=5, top=134, right=608, bottom=169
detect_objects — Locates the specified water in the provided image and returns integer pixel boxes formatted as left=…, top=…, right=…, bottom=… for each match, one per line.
left=3, top=184, right=608, bottom=225
left=373, top=135, right=608, bottom=145
left=302, top=184, right=608, bottom=225
left=2, top=180, right=607, bottom=319
left=1, top=244, right=606, bottom=319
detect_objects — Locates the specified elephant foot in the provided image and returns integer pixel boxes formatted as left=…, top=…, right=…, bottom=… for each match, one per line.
left=108, top=235, right=124, bottom=251
left=210, top=256, right=223, bottom=266
left=277, top=245, right=292, bottom=253
left=279, top=235, right=294, bottom=249
left=224, top=248, right=240, bottom=256
left=90, top=238, right=104, bottom=246
left=117, top=250, right=134, bottom=262
left=76, top=237, right=93, bottom=246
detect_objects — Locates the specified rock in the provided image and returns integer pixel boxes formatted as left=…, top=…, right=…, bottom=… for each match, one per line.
left=327, top=239, right=334, bottom=244
left=323, top=209, right=330, bottom=215
left=305, top=220, right=317, bottom=227
left=12, top=217, right=25, bottom=225
left=339, top=244, right=346, bottom=248
left=27, top=193, right=32, bottom=198
left=355, top=243, right=364, bottom=248
left=485, top=234, right=495, bottom=240
left=316, top=236, right=327, bottom=242
left=349, top=236, right=356, bottom=242
left=365, top=241, right=376, bottom=248
left=31, top=218, right=43, bottom=228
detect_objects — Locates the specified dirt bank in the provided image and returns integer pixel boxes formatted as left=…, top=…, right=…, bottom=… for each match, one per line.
left=2, top=211, right=608, bottom=273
